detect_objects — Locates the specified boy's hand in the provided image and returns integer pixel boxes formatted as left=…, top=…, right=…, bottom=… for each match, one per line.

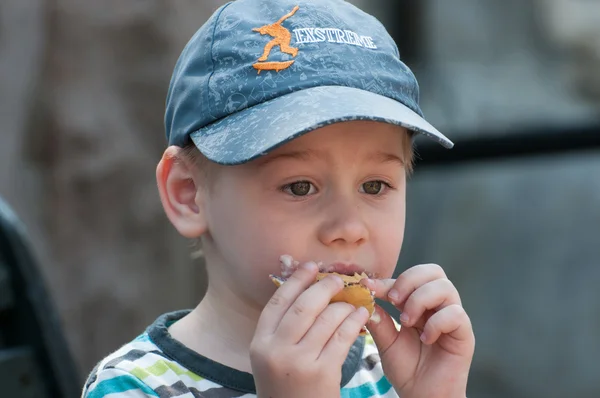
left=363, top=264, right=475, bottom=398
left=250, top=262, right=370, bottom=398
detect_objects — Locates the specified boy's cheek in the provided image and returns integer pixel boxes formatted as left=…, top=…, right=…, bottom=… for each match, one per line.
left=373, top=225, right=405, bottom=278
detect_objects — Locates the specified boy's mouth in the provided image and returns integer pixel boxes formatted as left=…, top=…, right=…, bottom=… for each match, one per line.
left=321, top=262, right=371, bottom=277
left=279, top=254, right=375, bottom=279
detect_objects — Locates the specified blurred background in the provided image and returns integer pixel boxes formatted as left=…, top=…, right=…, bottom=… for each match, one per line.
left=0, top=0, right=599, bottom=397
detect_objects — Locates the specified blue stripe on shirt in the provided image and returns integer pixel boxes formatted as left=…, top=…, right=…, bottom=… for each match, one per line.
left=341, top=375, right=394, bottom=398
left=87, top=374, right=159, bottom=397
left=133, top=333, right=151, bottom=343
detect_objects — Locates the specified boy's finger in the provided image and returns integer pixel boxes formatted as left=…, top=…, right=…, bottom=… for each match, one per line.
left=255, top=262, right=320, bottom=336
left=300, top=302, right=357, bottom=354
left=420, top=304, right=474, bottom=356
left=368, top=263, right=447, bottom=309
left=401, top=278, right=461, bottom=328
left=275, top=274, right=345, bottom=343
left=320, top=306, right=371, bottom=365
left=360, top=278, right=396, bottom=300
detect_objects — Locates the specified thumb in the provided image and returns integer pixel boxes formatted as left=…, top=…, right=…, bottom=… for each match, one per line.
left=367, top=305, right=419, bottom=357
left=366, top=305, right=398, bottom=355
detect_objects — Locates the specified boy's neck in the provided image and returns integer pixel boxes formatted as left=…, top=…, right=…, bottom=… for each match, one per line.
left=168, top=281, right=262, bottom=373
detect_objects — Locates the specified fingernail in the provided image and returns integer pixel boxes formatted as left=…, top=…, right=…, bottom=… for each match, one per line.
left=388, top=289, right=400, bottom=303
left=332, top=275, right=344, bottom=286
left=361, top=278, right=374, bottom=289
left=301, top=262, right=317, bottom=271
left=357, top=306, right=368, bottom=317
left=400, top=312, right=410, bottom=324
left=420, top=332, right=427, bottom=343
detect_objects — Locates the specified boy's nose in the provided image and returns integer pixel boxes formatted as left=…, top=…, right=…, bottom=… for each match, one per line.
left=317, top=200, right=369, bottom=247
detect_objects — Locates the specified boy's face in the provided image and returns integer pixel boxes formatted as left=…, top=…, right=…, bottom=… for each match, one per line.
left=201, top=121, right=409, bottom=309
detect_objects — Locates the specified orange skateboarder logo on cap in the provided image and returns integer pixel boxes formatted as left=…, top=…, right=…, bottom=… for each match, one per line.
left=252, top=6, right=299, bottom=73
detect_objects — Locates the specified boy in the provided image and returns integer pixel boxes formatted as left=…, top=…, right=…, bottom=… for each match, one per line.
left=82, top=0, right=475, bottom=397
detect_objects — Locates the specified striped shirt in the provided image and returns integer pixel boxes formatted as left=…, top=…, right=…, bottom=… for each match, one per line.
left=82, top=310, right=399, bottom=397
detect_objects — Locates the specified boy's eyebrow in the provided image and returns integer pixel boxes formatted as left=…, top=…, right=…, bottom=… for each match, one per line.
left=257, top=149, right=405, bottom=167
left=367, top=151, right=406, bottom=166
left=256, top=149, right=321, bottom=167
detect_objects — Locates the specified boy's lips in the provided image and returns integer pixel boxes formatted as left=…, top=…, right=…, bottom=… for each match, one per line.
left=321, top=263, right=371, bottom=278
left=279, top=254, right=376, bottom=279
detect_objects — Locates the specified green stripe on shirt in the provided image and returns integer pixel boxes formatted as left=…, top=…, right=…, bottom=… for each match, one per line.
left=129, top=359, right=203, bottom=382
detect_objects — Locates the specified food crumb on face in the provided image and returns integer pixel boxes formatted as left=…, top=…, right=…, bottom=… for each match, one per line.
left=280, top=254, right=293, bottom=267
left=279, top=254, right=299, bottom=278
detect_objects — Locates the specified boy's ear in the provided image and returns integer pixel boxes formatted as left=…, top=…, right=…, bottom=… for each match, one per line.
left=156, top=146, right=208, bottom=238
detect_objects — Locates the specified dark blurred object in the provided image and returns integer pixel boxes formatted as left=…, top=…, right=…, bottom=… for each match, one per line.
left=414, top=123, right=600, bottom=167
left=0, top=196, right=80, bottom=398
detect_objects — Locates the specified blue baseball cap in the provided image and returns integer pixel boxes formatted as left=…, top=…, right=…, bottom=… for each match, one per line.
left=165, top=0, right=453, bottom=165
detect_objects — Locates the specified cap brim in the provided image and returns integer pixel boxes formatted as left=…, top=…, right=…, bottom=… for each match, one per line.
left=191, top=85, right=453, bottom=165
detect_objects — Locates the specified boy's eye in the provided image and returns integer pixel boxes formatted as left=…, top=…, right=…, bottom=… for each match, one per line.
left=360, top=181, right=386, bottom=195
left=283, top=181, right=316, bottom=196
